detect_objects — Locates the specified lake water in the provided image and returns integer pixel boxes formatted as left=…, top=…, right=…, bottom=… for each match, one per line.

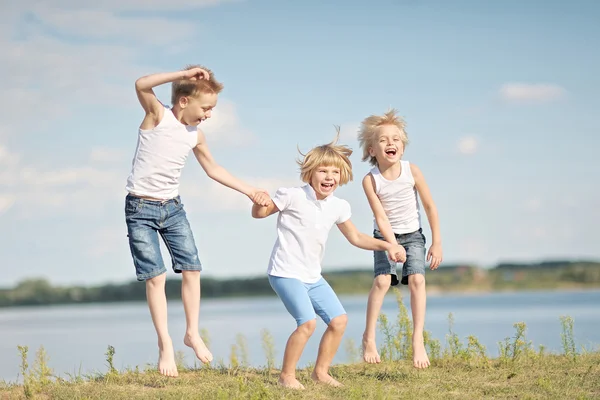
left=1, top=290, right=599, bottom=382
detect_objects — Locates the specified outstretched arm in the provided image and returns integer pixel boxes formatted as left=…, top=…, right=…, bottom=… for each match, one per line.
left=135, top=67, right=209, bottom=129
left=193, top=130, right=269, bottom=206
left=412, top=163, right=442, bottom=269
left=337, top=219, right=406, bottom=262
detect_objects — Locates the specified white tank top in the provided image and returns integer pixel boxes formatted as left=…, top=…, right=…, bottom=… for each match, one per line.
left=370, top=160, right=421, bottom=234
left=126, top=105, right=198, bottom=200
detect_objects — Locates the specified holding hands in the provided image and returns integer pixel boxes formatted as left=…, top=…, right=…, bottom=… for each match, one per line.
left=248, top=189, right=271, bottom=207
left=387, top=244, right=407, bottom=263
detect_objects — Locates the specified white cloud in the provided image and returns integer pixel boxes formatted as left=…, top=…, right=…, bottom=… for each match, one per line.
left=457, top=136, right=478, bottom=155
left=0, top=195, right=16, bottom=216
left=90, top=147, right=127, bottom=164
left=499, top=83, right=566, bottom=103
left=525, top=198, right=542, bottom=212
left=200, top=101, right=256, bottom=146
left=337, top=123, right=360, bottom=142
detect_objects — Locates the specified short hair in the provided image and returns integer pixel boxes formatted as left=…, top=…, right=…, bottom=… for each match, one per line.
left=297, top=127, right=354, bottom=186
left=357, top=109, right=409, bottom=166
left=171, top=64, right=224, bottom=105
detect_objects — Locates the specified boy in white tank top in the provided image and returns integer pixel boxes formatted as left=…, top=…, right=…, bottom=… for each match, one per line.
left=125, top=65, right=270, bottom=377
left=357, top=109, right=443, bottom=369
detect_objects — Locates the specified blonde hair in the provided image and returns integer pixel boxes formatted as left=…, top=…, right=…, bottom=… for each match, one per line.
left=358, top=109, right=409, bottom=166
left=171, top=64, right=224, bottom=105
left=297, top=127, right=353, bottom=186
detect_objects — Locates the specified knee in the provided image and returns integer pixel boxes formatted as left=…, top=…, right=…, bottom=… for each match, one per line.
left=373, top=275, right=392, bottom=291
left=328, top=314, right=348, bottom=332
left=297, top=319, right=317, bottom=336
left=146, top=273, right=166, bottom=288
left=181, top=270, right=200, bottom=281
left=408, top=274, right=425, bottom=290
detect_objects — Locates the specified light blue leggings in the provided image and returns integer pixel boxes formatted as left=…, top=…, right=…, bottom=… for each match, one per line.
left=268, top=275, right=346, bottom=326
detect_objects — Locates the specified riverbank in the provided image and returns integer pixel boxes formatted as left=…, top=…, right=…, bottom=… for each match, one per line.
left=2, top=353, right=598, bottom=399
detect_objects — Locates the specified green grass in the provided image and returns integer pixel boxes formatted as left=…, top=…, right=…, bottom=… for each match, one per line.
left=2, top=289, right=599, bottom=399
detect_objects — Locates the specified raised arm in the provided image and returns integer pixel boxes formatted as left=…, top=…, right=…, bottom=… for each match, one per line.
left=411, top=163, right=442, bottom=269
left=193, top=130, right=270, bottom=206
left=337, top=219, right=406, bottom=262
left=135, top=67, right=209, bottom=129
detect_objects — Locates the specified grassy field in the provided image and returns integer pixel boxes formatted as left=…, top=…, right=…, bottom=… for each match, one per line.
left=2, top=290, right=599, bottom=399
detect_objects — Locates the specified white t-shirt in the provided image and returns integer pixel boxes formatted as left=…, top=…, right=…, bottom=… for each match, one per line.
left=370, top=160, right=421, bottom=234
left=126, top=105, right=198, bottom=200
left=267, top=185, right=352, bottom=283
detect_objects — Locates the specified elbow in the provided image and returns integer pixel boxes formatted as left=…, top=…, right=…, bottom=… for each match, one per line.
left=134, top=77, right=146, bottom=91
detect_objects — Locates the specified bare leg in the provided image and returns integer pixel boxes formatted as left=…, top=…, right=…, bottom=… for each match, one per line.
left=409, top=273, right=429, bottom=369
left=181, top=270, right=213, bottom=364
left=146, top=273, right=178, bottom=377
left=312, top=314, right=348, bottom=387
left=362, top=275, right=391, bottom=363
left=279, top=319, right=316, bottom=390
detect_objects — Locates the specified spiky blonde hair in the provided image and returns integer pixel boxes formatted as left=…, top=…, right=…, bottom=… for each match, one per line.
left=297, top=127, right=354, bottom=186
left=358, top=109, right=409, bottom=166
left=171, top=64, right=224, bottom=105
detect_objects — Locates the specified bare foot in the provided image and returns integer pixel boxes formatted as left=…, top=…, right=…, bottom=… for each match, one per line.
left=412, top=338, right=430, bottom=369
left=158, top=338, right=179, bottom=377
left=362, top=337, right=381, bottom=364
left=184, top=333, right=213, bottom=364
left=278, top=375, right=305, bottom=390
left=311, top=371, right=343, bottom=387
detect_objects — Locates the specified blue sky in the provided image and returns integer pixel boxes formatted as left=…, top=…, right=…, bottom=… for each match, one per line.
left=1, top=0, right=599, bottom=286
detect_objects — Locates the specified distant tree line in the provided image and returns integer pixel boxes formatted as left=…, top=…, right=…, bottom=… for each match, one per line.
left=1, top=260, right=599, bottom=308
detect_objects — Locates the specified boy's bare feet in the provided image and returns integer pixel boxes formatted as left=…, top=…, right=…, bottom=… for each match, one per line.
left=362, top=337, right=381, bottom=364
left=184, top=333, right=213, bottom=364
left=412, top=337, right=430, bottom=369
left=278, top=375, right=305, bottom=390
left=311, top=371, right=343, bottom=387
left=158, top=337, right=179, bottom=377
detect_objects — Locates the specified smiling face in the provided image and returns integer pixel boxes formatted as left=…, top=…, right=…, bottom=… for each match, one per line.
left=310, top=165, right=341, bottom=200
left=369, top=124, right=405, bottom=167
left=179, top=92, right=218, bottom=126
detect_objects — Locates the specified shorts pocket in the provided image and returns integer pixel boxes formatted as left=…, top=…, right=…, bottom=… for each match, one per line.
left=125, top=197, right=144, bottom=217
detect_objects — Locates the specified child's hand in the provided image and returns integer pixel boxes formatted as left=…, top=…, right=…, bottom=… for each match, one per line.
left=388, top=244, right=407, bottom=263
left=183, top=67, right=210, bottom=81
left=249, top=189, right=271, bottom=207
left=427, top=243, right=442, bottom=270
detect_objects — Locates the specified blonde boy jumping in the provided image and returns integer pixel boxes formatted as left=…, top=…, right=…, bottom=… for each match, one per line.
left=358, top=110, right=443, bottom=368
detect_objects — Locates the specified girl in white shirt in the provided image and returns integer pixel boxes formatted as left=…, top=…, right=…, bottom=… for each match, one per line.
left=252, top=132, right=405, bottom=390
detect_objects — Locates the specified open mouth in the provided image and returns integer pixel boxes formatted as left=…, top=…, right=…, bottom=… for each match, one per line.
left=385, top=148, right=397, bottom=156
left=321, top=183, right=334, bottom=190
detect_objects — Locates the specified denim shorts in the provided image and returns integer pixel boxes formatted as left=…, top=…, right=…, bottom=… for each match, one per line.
left=268, top=275, right=346, bottom=326
left=125, top=194, right=202, bottom=281
left=373, top=228, right=426, bottom=286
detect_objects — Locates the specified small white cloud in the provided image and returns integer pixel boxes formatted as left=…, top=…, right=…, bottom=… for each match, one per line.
left=457, top=136, right=478, bottom=155
left=337, top=123, right=359, bottom=142
left=525, top=198, right=542, bottom=211
left=0, top=195, right=16, bottom=216
left=499, top=83, right=566, bottom=103
left=200, top=100, right=255, bottom=147
left=0, top=144, right=21, bottom=166
left=90, top=147, right=126, bottom=163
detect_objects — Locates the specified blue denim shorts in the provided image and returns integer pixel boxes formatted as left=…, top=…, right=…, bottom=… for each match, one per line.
left=125, top=194, right=202, bottom=281
left=268, top=275, right=346, bottom=326
left=374, top=228, right=426, bottom=286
